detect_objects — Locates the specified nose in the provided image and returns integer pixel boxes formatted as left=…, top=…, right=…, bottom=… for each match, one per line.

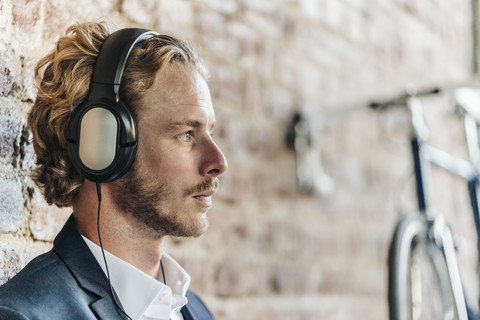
left=201, top=138, right=228, bottom=178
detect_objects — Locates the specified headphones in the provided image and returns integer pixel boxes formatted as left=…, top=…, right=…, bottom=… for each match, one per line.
left=67, top=28, right=159, bottom=183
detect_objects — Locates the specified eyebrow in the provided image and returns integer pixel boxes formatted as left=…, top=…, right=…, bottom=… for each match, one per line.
left=169, top=120, right=201, bottom=129
left=168, top=120, right=216, bottom=131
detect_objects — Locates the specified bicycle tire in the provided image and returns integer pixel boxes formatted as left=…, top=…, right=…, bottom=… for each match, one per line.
left=388, top=213, right=456, bottom=320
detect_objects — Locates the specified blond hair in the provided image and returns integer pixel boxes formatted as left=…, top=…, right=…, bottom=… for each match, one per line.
left=28, top=21, right=208, bottom=207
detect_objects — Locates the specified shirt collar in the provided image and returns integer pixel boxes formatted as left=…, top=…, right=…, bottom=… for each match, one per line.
left=81, top=236, right=190, bottom=320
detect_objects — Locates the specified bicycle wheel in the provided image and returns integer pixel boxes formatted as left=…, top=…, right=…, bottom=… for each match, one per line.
left=388, top=213, right=456, bottom=320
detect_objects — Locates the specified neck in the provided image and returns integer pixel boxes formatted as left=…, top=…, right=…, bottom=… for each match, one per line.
left=74, top=181, right=165, bottom=278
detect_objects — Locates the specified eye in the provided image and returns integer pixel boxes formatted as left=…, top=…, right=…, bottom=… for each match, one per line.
left=178, top=131, right=193, bottom=142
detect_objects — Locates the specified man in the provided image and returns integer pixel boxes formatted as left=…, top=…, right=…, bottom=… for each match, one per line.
left=0, top=21, right=227, bottom=320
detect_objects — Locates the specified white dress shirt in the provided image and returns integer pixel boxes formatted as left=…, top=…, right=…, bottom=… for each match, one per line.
left=82, top=236, right=191, bottom=320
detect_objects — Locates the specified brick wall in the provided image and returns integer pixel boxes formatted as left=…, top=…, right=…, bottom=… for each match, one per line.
left=0, top=0, right=476, bottom=319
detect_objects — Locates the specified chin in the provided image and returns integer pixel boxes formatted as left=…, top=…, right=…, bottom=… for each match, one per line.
left=192, top=216, right=209, bottom=237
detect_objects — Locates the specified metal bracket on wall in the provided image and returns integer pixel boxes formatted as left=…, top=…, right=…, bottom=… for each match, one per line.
left=285, top=111, right=334, bottom=196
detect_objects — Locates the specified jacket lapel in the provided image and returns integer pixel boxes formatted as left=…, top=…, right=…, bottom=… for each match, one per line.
left=90, top=295, right=127, bottom=319
left=181, top=304, right=194, bottom=320
left=53, top=214, right=127, bottom=320
left=181, top=291, right=214, bottom=320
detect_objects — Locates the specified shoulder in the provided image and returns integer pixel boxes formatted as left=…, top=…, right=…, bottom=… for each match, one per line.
left=0, top=249, right=62, bottom=288
left=0, top=306, right=30, bottom=320
left=0, top=247, right=100, bottom=318
left=0, top=249, right=67, bottom=308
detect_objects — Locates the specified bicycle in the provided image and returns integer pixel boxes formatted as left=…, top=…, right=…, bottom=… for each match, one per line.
left=370, top=86, right=480, bottom=320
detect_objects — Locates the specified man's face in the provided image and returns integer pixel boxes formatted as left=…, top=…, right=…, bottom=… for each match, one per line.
left=112, top=65, right=228, bottom=239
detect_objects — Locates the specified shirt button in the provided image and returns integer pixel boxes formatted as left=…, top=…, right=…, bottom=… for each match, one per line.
left=161, top=292, right=169, bottom=300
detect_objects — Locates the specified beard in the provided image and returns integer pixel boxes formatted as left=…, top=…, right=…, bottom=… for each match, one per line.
left=111, top=162, right=219, bottom=239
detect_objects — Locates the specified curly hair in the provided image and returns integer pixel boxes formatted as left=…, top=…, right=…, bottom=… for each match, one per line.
left=28, top=21, right=209, bottom=207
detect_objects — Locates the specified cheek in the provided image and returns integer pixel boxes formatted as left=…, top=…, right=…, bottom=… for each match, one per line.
left=138, top=141, right=195, bottom=177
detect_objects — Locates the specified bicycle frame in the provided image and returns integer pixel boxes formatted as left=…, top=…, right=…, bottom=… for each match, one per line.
left=407, top=94, right=480, bottom=320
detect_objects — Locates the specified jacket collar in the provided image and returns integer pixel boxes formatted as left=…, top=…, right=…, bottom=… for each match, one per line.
left=52, top=214, right=198, bottom=319
left=53, top=214, right=128, bottom=319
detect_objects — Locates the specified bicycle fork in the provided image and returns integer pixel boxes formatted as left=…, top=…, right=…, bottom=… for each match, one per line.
left=438, top=223, right=469, bottom=320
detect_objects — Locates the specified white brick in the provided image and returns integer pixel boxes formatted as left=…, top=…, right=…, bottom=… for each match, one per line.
left=30, top=189, right=71, bottom=242
left=0, top=179, right=23, bottom=232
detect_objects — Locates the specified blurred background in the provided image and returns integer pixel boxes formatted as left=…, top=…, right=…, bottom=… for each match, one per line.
left=0, top=0, right=479, bottom=319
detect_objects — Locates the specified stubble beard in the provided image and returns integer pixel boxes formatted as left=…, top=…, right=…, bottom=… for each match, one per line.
left=112, top=164, right=218, bottom=239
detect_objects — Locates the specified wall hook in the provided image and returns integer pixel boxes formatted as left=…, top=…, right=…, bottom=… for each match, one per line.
left=286, top=111, right=334, bottom=196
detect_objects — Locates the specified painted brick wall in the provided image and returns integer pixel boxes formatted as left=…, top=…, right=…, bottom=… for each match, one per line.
left=0, top=0, right=475, bottom=319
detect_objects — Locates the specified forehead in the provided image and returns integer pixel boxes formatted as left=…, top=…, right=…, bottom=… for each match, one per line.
left=139, top=65, right=215, bottom=125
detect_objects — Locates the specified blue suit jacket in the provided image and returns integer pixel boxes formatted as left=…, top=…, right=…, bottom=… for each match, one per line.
left=0, top=215, right=214, bottom=320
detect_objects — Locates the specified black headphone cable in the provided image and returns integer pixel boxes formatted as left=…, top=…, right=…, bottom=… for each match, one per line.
left=95, top=183, right=169, bottom=320
left=96, top=183, right=133, bottom=320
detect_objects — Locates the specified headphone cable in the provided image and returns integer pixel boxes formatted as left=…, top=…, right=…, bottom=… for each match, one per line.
left=96, top=183, right=133, bottom=320
left=95, top=183, right=169, bottom=319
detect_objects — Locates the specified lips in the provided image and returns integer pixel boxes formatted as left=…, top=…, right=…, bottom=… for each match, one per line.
left=192, top=189, right=216, bottom=208
left=197, top=190, right=216, bottom=197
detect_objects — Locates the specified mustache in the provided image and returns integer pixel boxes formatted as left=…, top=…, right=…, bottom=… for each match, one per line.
left=185, top=178, right=220, bottom=196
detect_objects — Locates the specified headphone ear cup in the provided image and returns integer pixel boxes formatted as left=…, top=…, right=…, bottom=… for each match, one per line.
left=67, top=98, right=137, bottom=183
left=66, top=28, right=156, bottom=183
left=78, top=106, right=118, bottom=172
